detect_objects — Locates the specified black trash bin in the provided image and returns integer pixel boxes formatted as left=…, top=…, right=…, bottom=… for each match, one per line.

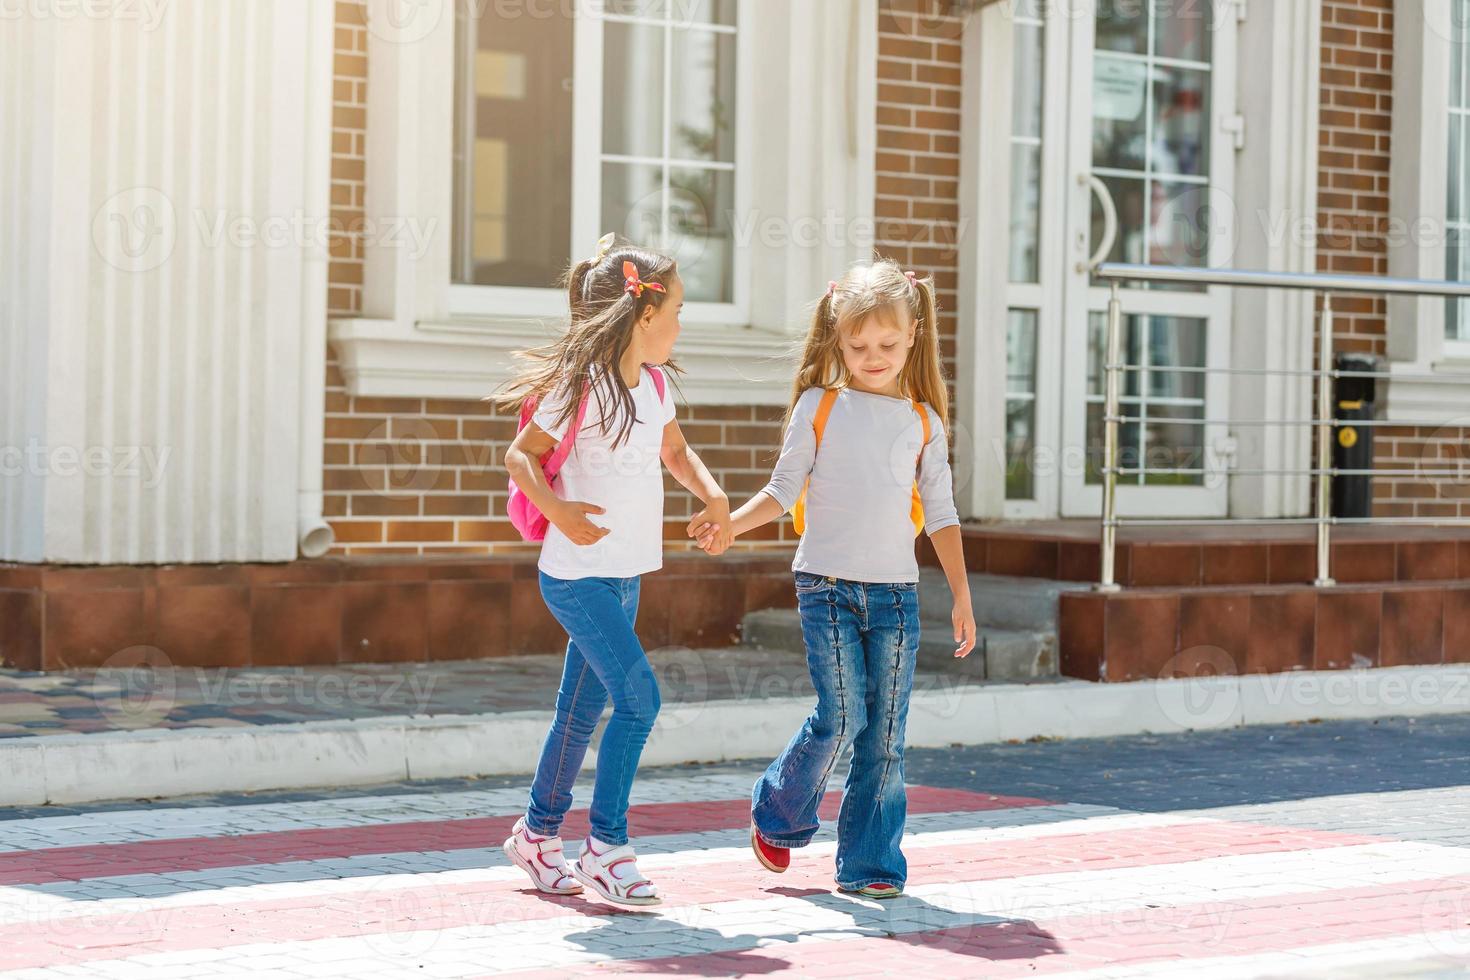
left=1331, top=352, right=1381, bottom=519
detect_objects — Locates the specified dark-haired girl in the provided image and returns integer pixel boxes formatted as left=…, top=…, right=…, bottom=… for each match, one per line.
left=498, top=234, right=732, bottom=907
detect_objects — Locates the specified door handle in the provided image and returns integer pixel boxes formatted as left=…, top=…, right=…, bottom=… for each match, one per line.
left=1078, top=173, right=1118, bottom=273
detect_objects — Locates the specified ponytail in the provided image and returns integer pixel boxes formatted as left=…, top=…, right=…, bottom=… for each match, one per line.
left=783, top=286, right=842, bottom=431
left=902, top=272, right=950, bottom=437
left=566, top=257, right=596, bottom=323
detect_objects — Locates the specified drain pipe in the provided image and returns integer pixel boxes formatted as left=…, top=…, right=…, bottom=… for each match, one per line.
left=297, top=0, right=335, bottom=559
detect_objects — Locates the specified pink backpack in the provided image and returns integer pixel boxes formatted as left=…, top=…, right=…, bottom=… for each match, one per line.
left=507, top=366, right=667, bottom=542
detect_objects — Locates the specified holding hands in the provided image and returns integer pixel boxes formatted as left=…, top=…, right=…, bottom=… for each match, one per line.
left=687, top=497, right=733, bottom=556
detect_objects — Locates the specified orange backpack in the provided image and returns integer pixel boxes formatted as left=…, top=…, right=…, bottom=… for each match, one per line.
left=791, top=388, right=933, bottom=538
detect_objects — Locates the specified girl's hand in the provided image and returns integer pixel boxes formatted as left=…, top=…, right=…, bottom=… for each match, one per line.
left=688, top=499, right=733, bottom=555
left=697, top=524, right=731, bottom=555
left=688, top=518, right=720, bottom=553
left=952, top=600, right=978, bottom=659
left=550, top=500, right=610, bottom=546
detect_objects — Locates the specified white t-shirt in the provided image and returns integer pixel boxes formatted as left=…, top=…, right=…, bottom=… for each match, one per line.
left=532, top=365, right=676, bottom=580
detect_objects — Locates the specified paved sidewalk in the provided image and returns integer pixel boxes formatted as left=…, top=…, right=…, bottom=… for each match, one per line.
left=1, top=648, right=1007, bottom=739
left=6, top=650, right=1470, bottom=808
left=1, top=716, right=1467, bottom=977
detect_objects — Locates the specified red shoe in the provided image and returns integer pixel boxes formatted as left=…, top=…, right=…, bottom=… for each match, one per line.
left=750, top=824, right=790, bottom=873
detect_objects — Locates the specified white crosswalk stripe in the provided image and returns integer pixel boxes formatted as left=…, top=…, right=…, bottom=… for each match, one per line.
left=0, top=803, right=1135, bottom=925
left=1, top=772, right=1466, bottom=979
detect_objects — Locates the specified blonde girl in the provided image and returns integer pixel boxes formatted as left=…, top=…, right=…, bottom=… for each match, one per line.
left=692, top=259, right=976, bottom=898
left=499, top=235, right=732, bottom=907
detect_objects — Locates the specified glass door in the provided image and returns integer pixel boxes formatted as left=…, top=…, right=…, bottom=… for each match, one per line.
left=1060, top=0, right=1236, bottom=517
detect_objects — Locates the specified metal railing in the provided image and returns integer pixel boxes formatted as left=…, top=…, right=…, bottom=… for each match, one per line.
left=1094, top=262, right=1470, bottom=592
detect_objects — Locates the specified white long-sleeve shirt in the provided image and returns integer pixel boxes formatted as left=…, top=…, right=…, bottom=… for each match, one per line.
left=758, top=386, right=961, bottom=584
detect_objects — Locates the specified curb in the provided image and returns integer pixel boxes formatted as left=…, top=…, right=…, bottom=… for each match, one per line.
left=4, top=664, right=1469, bottom=806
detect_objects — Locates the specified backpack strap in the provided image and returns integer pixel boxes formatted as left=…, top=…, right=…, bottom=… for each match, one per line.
left=811, top=388, right=839, bottom=450
left=912, top=399, right=931, bottom=463
left=540, top=381, right=592, bottom=477
left=645, top=364, right=667, bottom=404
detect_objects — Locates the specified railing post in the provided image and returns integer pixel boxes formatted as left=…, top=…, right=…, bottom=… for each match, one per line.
left=1098, top=281, right=1123, bottom=592
left=1314, top=293, right=1336, bottom=587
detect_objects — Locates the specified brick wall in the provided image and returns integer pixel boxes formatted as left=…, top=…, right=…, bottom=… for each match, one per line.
left=874, top=0, right=964, bottom=404
left=1318, top=0, right=1469, bottom=519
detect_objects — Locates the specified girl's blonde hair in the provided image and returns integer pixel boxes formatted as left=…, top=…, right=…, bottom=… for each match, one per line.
left=495, top=236, right=680, bottom=450
left=785, top=258, right=950, bottom=433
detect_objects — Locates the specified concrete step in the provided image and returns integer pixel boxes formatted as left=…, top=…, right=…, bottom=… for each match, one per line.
left=738, top=608, right=1056, bottom=681
left=918, top=567, right=1093, bottom=632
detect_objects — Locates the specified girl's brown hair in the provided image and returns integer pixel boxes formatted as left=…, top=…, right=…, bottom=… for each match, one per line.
left=785, top=258, right=950, bottom=433
left=495, top=237, right=680, bottom=450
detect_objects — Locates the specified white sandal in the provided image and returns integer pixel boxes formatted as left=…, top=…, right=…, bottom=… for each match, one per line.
left=502, top=817, right=583, bottom=895
left=573, top=835, right=661, bottom=907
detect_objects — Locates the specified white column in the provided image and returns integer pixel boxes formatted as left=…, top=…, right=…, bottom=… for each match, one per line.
left=956, top=3, right=1010, bottom=520
left=745, top=0, right=878, bottom=337
left=1386, top=1, right=1451, bottom=365
left=0, top=0, right=329, bottom=563
left=1227, top=0, right=1321, bottom=519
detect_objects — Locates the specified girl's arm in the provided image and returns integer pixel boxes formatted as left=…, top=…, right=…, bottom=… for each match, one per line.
left=504, top=423, right=609, bottom=546
left=729, top=492, right=786, bottom=536
left=915, top=410, right=975, bottom=657
left=929, top=524, right=976, bottom=657
left=661, top=417, right=733, bottom=553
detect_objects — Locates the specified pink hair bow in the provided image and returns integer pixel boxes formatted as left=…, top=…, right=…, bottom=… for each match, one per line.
left=623, top=260, right=666, bottom=298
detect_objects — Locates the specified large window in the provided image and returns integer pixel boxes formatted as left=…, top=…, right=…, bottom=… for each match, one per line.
left=452, top=7, right=574, bottom=289
left=1447, top=0, right=1470, bottom=340
left=453, top=1, right=739, bottom=304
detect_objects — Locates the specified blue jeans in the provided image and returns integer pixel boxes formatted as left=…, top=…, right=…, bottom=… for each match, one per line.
left=751, top=571, right=921, bottom=890
left=525, top=571, right=661, bottom=847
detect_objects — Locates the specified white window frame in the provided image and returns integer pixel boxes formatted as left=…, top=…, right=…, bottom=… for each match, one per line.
left=331, top=0, right=877, bottom=405
left=1386, top=3, right=1470, bottom=422
left=446, top=3, right=752, bottom=326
